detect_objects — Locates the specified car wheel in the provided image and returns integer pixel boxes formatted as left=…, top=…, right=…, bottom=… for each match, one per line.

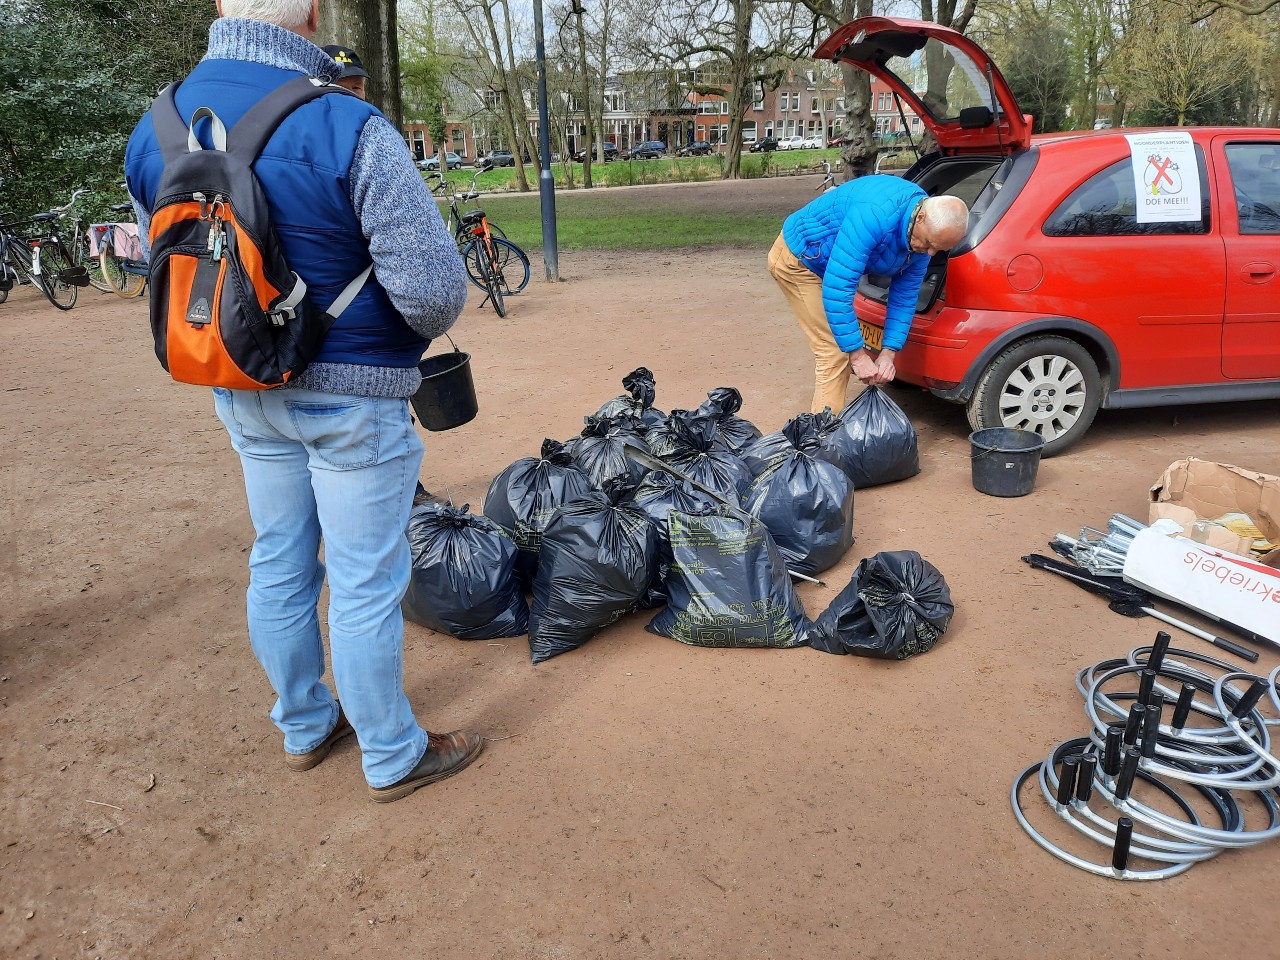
left=966, top=335, right=1102, bottom=458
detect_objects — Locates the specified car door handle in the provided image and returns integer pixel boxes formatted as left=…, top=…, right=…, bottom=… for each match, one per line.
left=1241, top=261, right=1275, bottom=282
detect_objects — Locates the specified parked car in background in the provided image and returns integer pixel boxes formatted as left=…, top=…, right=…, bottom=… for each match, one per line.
left=801, top=134, right=826, bottom=149
left=624, top=140, right=667, bottom=159
left=748, top=136, right=778, bottom=153
left=572, top=142, right=618, bottom=163
left=678, top=141, right=714, bottom=157
left=818, top=15, right=1280, bottom=456
left=776, top=136, right=806, bottom=150
left=827, top=134, right=846, bottom=147
left=418, top=152, right=463, bottom=171
left=482, top=149, right=516, bottom=167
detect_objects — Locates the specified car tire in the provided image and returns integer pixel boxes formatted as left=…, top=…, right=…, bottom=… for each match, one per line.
left=965, top=335, right=1102, bottom=458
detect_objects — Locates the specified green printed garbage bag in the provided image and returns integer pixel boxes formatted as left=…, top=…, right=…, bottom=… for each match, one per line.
left=646, top=505, right=811, bottom=648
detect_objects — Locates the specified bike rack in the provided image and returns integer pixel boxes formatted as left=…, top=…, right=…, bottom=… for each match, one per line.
left=1012, top=630, right=1280, bottom=879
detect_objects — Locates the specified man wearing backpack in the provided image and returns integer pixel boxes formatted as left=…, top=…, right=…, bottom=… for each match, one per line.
left=124, top=0, right=482, bottom=803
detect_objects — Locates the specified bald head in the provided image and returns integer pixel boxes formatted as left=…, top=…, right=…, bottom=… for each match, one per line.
left=911, top=195, right=969, bottom=255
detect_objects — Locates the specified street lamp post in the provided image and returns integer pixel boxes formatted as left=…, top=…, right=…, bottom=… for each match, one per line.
left=532, top=0, right=559, bottom=282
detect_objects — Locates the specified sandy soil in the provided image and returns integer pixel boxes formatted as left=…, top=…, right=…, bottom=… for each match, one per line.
left=3, top=177, right=1280, bottom=959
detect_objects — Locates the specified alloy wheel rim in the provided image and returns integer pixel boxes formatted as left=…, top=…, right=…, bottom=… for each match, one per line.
left=997, top=354, right=1087, bottom=442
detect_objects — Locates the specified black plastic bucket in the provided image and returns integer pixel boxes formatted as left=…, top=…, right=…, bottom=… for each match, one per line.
left=411, top=334, right=477, bottom=431
left=969, top=427, right=1045, bottom=497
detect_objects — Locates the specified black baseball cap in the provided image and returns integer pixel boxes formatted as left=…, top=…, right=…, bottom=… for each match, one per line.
left=323, top=45, right=369, bottom=80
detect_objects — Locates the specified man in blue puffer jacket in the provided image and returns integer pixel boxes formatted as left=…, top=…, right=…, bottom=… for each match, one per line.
left=126, top=0, right=483, bottom=804
left=770, top=175, right=968, bottom=413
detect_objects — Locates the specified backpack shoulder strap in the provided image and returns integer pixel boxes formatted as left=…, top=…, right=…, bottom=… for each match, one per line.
left=149, top=82, right=193, bottom=165
left=226, top=76, right=358, bottom=164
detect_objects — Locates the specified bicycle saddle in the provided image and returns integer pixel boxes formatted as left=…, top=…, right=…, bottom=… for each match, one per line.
left=460, top=210, right=486, bottom=226
left=31, top=212, right=57, bottom=222
left=111, top=202, right=135, bottom=214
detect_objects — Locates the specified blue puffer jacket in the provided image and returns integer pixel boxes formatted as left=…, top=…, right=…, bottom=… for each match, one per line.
left=782, top=175, right=927, bottom=353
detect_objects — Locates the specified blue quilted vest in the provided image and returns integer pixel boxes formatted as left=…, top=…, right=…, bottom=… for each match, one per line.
left=125, top=59, right=427, bottom=368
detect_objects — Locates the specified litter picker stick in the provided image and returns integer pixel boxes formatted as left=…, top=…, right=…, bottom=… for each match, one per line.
left=621, top=441, right=826, bottom=587
left=1022, top=554, right=1258, bottom=663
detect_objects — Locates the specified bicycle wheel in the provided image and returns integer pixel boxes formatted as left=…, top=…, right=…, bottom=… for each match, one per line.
left=463, top=238, right=529, bottom=295
left=100, top=237, right=146, bottom=299
left=80, top=232, right=111, bottom=292
left=34, top=241, right=78, bottom=310
left=472, top=243, right=506, bottom=318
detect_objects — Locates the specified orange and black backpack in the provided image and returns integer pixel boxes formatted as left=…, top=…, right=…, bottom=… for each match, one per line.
left=145, top=77, right=370, bottom=389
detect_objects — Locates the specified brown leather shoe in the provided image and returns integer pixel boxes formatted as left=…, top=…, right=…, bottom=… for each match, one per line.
left=285, top=708, right=355, bottom=772
left=368, top=730, right=484, bottom=803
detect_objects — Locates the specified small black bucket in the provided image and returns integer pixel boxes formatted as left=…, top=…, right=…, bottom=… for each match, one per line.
left=969, top=427, right=1045, bottom=497
left=411, top=334, right=477, bottom=431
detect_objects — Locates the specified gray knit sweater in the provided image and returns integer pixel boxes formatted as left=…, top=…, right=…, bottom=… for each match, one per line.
left=132, top=18, right=468, bottom=398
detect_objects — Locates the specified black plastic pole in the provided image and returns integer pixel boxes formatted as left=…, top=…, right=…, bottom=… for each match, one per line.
left=1076, top=754, right=1097, bottom=803
left=1103, top=725, right=1124, bottom=777
left=1056, top=756, right=1080, bottom=806
left=1148, top=630, right=1171, bottom=672
left=1112, top=817, right=1134, bottom=872
left=1170, top=683, right=1196, bottom=731
left=531, top=0, right=559, bottom=282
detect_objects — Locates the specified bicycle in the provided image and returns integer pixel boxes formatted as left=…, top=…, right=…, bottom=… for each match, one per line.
left=96, top=204, right=149, bottom=299
left=816, top=159, right=836, bottom=193
left=426, top=168, right=530, bottom=308
left=1, top=190, right=89, bottom=310
left=31, top=188, right=111, bottom=294
left=0, top=214, right=38, bottom=306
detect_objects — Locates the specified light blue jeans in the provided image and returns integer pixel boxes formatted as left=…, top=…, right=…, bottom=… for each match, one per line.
left=213, top=386, right=429, bottom=788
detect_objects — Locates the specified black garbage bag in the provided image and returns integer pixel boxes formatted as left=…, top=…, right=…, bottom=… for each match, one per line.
left=745, top=418, right=855, bottom=576
left=569, top=414, right=650, bottom=489
left=632, top=470, right=724, bottom=608
left=403, top=502, right=529, bottom=640
left=528, top=478, right=658, bottom=664
left=805, top=551, right=954, bottom=659
left=694, top=387, right=762, bottom=453
left=647, top=504, right=810, bottom=648
left=741, top=412, right=846, bottom=478
left=655, top=409, right=753, bottom=503
left=595, top=366, right=666, bottom=429
left=484, top=439, right=596, bottom=586
left=823, top=386, right=921, bottom=488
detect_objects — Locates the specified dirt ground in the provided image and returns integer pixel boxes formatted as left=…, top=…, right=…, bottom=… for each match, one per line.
left=3, top=177, right=1280, bottom=960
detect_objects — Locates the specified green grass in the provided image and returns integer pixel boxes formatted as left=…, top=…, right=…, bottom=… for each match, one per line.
left=430, top=148, right=843, bottom=250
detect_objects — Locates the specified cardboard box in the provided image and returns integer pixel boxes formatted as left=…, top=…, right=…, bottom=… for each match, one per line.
left=1149, top=458, right=1280, bottom=568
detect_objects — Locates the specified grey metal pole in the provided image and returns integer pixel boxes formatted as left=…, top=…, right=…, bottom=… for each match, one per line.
left=532, top=0, right=559, bottom=282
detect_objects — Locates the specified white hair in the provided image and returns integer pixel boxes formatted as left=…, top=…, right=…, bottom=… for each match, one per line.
left=922, top=195, right=970, bottom=237
left=220, top=0, right=314, bottom=29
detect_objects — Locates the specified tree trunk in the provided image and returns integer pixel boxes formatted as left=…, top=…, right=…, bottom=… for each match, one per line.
left=593, top=2, right=612, bottom=164
left=496, top=0, right=537, bottom=169
left=316, top=0, right=401, bottom=129
left=572, top=3, right=596, bottom=187
left=477, top=0, right=531, bottom=190
left=837, top=0, right=876, bottom=179
left=721, top=0, right=754, bottom=179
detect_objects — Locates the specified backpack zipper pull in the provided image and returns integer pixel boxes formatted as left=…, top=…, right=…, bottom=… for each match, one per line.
left=194, top=191, right=208, bottom=219
left=209, top=219, right=225, bottom=262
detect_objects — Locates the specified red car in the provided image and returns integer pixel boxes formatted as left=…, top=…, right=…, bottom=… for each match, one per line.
left=818, top=17, right=1280, bottom=455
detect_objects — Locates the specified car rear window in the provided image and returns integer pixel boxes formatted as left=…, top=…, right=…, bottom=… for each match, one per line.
left=1043, top=150, right=1210, bottom=237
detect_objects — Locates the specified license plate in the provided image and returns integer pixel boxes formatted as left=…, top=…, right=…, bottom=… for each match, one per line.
left=859, top=320, right=884, bottom=352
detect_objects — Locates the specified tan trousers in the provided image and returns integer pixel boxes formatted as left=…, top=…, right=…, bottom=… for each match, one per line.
left=768, top=233, right=852, bottom=414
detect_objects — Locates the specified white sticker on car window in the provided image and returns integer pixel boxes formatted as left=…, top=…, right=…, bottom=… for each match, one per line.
left=1126, top=131, right=1201, bottom=223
